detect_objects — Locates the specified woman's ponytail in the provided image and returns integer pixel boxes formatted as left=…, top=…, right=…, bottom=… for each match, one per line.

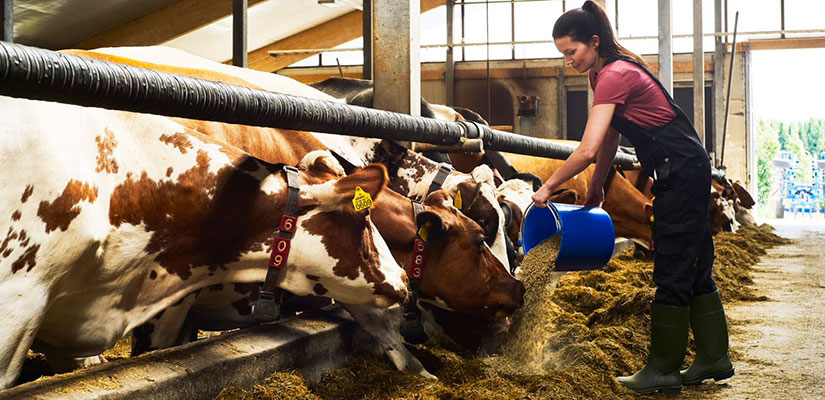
left=554, top=1, right=651, bottom=70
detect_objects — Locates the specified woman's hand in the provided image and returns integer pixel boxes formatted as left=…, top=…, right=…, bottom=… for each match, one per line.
left=531, top=184, right=554, bottom=207
left=584, top=186, right=604, bottom=208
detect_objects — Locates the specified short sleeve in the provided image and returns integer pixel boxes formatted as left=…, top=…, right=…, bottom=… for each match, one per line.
left=592, top=70, right=630, bottom=106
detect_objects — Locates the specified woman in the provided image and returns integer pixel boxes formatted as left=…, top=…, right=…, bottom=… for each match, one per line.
left=531, top=1, right=734, bottom=394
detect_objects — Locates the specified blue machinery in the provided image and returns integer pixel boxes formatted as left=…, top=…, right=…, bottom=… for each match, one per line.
left=772, top=150, right=825, bottom=217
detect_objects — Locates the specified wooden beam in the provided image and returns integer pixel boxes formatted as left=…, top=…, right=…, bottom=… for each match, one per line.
left=280, top=60, right=714, bottom=84
left=743, top=36, right=825, bottom=51
left=73, top=0, right=267, bottom=49
left=247, top=0, right=445, bottom=72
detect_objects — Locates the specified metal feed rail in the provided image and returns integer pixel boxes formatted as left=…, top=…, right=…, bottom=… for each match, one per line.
left=0, top=41, right=639, bottom=169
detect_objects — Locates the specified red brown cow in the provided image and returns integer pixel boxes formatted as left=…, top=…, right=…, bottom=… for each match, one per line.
left=0, top=94, right=407, bottom=388
left=67, top=47, right=524, bottom=378
left=71, top=48, right=513, bottom=275
left=131, top=187, right=524, bottom=378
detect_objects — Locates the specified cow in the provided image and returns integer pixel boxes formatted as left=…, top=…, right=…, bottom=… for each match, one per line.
left=0, top=95, right=408, bottom=388
left=624, top=166, right=755, bottom=235
left=70, top=48, right=512, bottom=275
left=126, top=187, right=524, bottom=379
left=63, top=47, right=522, bottom=376
left=731, top=180, right=757, bottom=226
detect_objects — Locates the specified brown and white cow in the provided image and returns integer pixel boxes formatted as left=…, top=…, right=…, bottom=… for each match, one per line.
left=0, top=95, right=407, bottom=388
left=624, top=167, right=755, bottom=235
left=71, top=47, right=512, bottom=274
left=127, top=186, right=525, bottom=379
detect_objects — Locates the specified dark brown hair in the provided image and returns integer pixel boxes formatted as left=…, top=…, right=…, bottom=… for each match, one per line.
left=552, top=1, right=651, bottom=69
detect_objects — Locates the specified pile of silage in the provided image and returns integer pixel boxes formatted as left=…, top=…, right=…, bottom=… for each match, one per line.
left=212, top=224, right=788, bottom=399
left=217, top=372, right=321, bottom=400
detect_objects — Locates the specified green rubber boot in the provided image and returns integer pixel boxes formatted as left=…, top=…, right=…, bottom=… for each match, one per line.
left=617, top=303, right=690, bottom=394
left=681, top=290, right=735, bottom=385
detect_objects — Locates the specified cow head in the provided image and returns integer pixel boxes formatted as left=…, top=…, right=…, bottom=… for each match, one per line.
left=414, top=191, right=524, bottom=318
left=284, top=153, right=408, bottom=307
left=732, top=180, right=755, bottom=209
left=708, top=186, right=739, bottom=234
left=442, top=165, right=510, bottom=268
left=603, top=173, right=654, bottom=249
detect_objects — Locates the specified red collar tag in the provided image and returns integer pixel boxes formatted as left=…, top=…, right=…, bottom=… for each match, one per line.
left=269, top=237, right=291, bottom=269
left=269, top=205, right=298, bottom=269
left=409, top=238, right=427, bottom=280
left=279, top=215, right=297, bottom=233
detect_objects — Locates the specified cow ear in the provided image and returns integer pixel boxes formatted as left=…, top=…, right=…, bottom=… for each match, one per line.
left=333, top=164, right=389, bottom=211
left=299, top=150, right=345, bottom=178
left=644, top=202, right=654, bottom=222
left=415, top=210, right=447, bottom=239
left=549, top=188, right=580, bottom=204
left=451, top=181, right=482, bottom=211
left=470, top=165, right=495, bottom=186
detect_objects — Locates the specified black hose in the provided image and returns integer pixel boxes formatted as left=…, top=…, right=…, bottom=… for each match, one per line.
left=0, top=41, right=639, bottom=169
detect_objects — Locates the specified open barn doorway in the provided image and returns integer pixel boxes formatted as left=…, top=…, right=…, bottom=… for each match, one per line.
left=751, top=48, right=825, bottom=220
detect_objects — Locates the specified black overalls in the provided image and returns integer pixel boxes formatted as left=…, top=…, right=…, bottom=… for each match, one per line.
left=602, top=57, right=717, bottom=307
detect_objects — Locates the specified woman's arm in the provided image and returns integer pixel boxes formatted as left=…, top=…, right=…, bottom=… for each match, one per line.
left=532, top=103, right=617, bottom=207
left=583, top=127, right=621, bottom=207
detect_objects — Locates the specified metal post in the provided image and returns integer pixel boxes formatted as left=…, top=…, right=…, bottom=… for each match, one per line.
left=446, top=0, right=455, bottom=106
left=485, top=0, right=490, bottom=121
left=2, top=0, right=12, bottom=43
left=658, top=0, right=673, bottom=93
left=460, top=0, right=466, bottom=62
left=780, top=0, right=785, bottom=39
left=693, top=0, right=705, bottom=147
left=713, top=0, right=724, bottom=165
left=363, top=0, right=372, bottom=79
left=373, top=0, right=421, bottom=150
left=720, top=11, right=738, bottom=169
left=558, top=68, right=567, bottom=140
left=232, top=0, right=247, bottom=68
left=511, top=0, right=516, bottom=60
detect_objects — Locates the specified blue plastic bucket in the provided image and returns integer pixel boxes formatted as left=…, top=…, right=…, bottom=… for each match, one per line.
left=520, top=202, right=615, bottom=271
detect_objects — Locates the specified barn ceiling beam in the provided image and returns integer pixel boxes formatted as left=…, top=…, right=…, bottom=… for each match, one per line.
left=72, top=0, right=267, bottom=50
left=245, top=0, right=444, bottom=72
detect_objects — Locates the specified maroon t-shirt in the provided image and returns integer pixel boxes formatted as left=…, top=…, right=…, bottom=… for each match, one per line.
left=589, top=60, right=676, bottom=131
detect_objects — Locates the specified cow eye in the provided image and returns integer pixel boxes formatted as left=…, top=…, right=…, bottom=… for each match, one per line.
left=477, top=219, right=489, bottom=229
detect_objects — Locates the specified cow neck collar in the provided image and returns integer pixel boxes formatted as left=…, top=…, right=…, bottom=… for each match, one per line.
left=417, top=163, right=453, bottom=202
left=400, top=198, right=430, bottom=343
left=251, top=164, right=301, bottom=322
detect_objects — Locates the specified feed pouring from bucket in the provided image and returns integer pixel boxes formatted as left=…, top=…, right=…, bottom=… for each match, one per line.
left=520, top=202, right=615, bottom=271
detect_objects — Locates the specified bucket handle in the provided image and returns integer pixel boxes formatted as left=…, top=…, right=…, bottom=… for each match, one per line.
left=546, top=201, right=562, bottom=234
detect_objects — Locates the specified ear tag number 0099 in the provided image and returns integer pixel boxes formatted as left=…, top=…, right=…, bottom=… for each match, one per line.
left=352, top=186, right=374, bottom=212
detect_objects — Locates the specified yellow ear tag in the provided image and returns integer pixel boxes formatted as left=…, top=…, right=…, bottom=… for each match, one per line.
left=454, top=191, right=463, bottom=209
left=650, top=215, right=655, bottom=223
left=352, top=186, right=374, bottom=212
left=418, top=221, right=431, bottom=242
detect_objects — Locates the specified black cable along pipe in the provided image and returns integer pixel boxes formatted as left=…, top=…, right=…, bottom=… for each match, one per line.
left=0, top=41, right=639, bottom=169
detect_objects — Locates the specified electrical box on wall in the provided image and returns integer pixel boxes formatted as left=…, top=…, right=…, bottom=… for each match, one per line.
left=517, top=95, right=539, bottom=117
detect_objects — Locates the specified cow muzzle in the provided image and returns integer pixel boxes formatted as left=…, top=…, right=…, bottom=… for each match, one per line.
left=491, top=280, right=525, bottom=319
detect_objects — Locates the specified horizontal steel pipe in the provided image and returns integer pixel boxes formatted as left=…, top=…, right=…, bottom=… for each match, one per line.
left=0, top=41, right=638, bottom=168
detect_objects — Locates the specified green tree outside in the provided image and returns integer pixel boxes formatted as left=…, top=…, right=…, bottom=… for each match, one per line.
left=757, top=118, right=825, bottom=206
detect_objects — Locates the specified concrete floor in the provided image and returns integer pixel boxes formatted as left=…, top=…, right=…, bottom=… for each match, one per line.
left=681, top=218, right=825, bottom=399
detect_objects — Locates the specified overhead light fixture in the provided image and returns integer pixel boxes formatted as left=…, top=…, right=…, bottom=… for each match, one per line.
left=318, top=0, right=363, bottom=10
